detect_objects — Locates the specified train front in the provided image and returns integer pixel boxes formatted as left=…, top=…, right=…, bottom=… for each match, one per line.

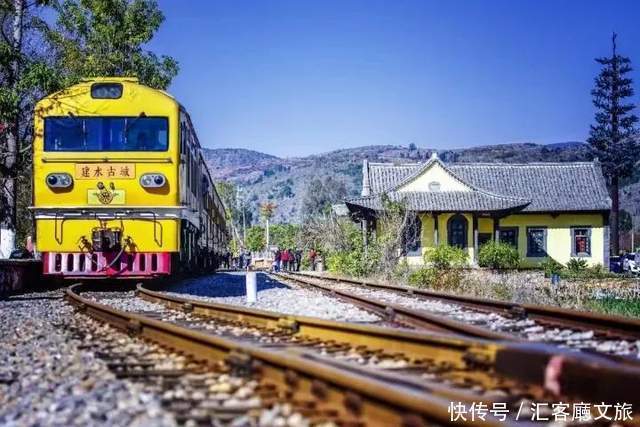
left=32, top=77, right=180, bottom=278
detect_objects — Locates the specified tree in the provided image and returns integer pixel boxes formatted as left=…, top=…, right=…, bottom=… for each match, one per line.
left=45, top=0, right=178, bottom=89
left=260, top=202, right=276, bottom=249
left=245, top=226, right=265, bottom=252
left=1, top=0, right=57, bottom=257
left=619, top=209, right=632, bottom=233
left=300, top=176, right=348, bottom=219
left=588, top=33, right=639, bottom=254
left=0, top=0, right=177, bottom=257
left=270, top=223, right=299, bottom=249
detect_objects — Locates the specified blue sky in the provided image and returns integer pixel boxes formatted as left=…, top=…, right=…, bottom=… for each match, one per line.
left=150, top=0, right=640, bottom=157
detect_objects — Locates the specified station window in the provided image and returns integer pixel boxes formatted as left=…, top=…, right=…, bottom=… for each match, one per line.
left=571, top=227, right=591, bottom=257
left=527, top=227, right=547, bottom=257
left=498, top=227, right=518, bottom=249
left=403, top=215, right=422, bottom=254
left=478, top=233, right=492, bottom=247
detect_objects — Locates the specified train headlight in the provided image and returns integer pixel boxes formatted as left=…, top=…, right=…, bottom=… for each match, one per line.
left=46, top=173, right=73, bottom=188
left=91, top=83, right=123, bottom=99
left=140, top=173, right=166, bottom=188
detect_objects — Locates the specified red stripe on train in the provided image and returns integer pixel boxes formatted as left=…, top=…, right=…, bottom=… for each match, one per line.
left=42, top=252, right=171, bottom=277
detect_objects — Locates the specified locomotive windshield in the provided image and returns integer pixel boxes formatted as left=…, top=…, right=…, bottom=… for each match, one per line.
left=44, top=116, right=169, bottom=152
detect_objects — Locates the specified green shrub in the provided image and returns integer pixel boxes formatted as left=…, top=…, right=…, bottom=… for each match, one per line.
left=326, top=248, right=379, bottom=278
left=477, top=241, right=520, bottom=270
left=566, top=258, right=588, bottom=273
left=540, top=257, right=564, bottom=277
left=561, top=262, right=614, bottom=280
left=424, top=245, right=468, bottom=270
left=585, top=263, right=611, bottom=279
left=408, top=266, right=462, bottom=291
left=408, top=266, right=438, bottom=287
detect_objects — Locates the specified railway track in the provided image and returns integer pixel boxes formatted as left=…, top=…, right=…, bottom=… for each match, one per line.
left=103, top=283, right=640, bottom=411
left=275, top=271, right=640, bottom=360
left=66, top=280, right=640, bottom=425
left=69, top=283, right=507, bottom=426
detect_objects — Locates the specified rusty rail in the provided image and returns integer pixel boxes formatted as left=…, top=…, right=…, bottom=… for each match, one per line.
left=137, top=282, right=640, bottom=408
left=284, top=271, right=640, bottom=341
left=67, top=283, right=512, bottom=426
left=274, top=272, right=512, bottom=340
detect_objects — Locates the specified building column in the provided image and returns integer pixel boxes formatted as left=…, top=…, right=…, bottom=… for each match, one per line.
left=493, top=217, right=500, bottom=242
left=433, top=213, right=439, bottom=246
left=473, top=214, right=479, bottom=263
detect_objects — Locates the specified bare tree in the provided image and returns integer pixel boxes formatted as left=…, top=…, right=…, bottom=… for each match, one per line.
left=298, top=195, right=413, bottom=278
left=370, top=196, right=414, bottom=278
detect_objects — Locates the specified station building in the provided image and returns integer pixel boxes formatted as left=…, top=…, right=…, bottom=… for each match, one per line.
left=344, top=154, right=612, bottom=267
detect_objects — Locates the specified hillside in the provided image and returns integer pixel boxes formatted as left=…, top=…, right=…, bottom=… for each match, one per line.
left=202, top=141, right=632, bottom=225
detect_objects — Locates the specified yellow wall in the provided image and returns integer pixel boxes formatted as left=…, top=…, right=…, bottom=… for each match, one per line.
left=398, top=162, right=472, bottom=193
left=499, top=213, right=604, bottom=267
left=405, top=212, right=606, bottom=267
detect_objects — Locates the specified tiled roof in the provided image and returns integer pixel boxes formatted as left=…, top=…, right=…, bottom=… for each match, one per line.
left=346, top=191, right=530, bottom=212
left=368, top=163, right=419, bottom=194
left=356, top=160, right=611, bottom=213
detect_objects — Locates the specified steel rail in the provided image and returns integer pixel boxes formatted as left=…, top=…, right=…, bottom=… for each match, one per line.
left=286, top=271, right=640, bottom=341
left=137, top=282, right=640, bottom=408
left=273, top=272, right=513, bottom=340
left=66, top=283, right=508, bottom=427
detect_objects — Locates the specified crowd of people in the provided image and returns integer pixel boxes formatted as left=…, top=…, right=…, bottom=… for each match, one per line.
left=270, top=248, right=321, bottom=272
left=272, top=248, right=301, bottom=271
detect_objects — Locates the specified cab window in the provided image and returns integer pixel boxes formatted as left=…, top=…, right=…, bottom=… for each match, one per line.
left=44, top=116, right=168, bottom=151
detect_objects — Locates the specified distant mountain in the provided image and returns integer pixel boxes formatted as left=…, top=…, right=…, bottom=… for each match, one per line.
left=203, top=141, right=636, bottom=225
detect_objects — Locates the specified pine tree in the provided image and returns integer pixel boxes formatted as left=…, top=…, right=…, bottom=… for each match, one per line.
left=588, top=33, right=639, bottom=255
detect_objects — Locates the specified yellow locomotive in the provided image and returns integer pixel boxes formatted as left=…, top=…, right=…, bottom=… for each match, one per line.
left=31, top=77, right=228, bottom=278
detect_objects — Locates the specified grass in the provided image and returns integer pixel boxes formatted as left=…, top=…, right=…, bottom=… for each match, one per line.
left=389, top=266, right=640, bottom=319
left=585, top=297, right=640, bottom=318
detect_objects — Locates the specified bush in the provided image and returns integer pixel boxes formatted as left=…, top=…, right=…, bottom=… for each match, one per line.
left=408, top=266, right=438, bottom=287
left=326, top=247, right=380, bottom=278
left=566, top=258, right=588, bottom=273
left=408, top=266, right=462, bottom=291
left=424, top=245, right=468, bottom=270
left=324, top=222, right=382, bottom=277
left=561, top=262, right=614, bottom=280
left=477, top=241, right=520, bottom=270
left=540, top=257, right=564, bottom=277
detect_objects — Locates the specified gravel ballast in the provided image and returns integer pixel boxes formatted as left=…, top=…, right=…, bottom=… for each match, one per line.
left=0, top=293, right=176, bottom=427
left=160, top=272, right=380, bottom=323
left=2, top=290, right=323, bottom=427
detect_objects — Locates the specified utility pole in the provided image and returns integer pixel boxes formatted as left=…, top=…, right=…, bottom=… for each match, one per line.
left=632, top=216, right=635, bottom=253
left=1, top=0, right=24, bottom=258
left=236, top=187, right=246, bottom=245
left=242, top=202, right=246, bottom=244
